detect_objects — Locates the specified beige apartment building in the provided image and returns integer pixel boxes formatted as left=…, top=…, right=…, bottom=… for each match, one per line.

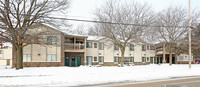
left=12, top=24, right=156, bottom=67
left=0, top=46, right=12, bottom=66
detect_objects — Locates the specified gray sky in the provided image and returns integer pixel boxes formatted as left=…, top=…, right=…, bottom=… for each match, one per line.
left=67, top=0, right=200, bottom=33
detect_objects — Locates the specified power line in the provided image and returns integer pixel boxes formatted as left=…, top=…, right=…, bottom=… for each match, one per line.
left=5, top=13, right=191, bottom=28
left=44, top=16, right=190, bottom=28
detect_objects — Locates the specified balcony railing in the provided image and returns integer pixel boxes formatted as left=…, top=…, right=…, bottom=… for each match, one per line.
left=65, top=44, right=85, bottom=50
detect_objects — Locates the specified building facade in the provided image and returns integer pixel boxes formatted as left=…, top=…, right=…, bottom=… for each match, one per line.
left=155, top=43, right=195, bottom=64
left=0, top=46, right=12, bottom=66
left=11, top=24, right=193, bottom=67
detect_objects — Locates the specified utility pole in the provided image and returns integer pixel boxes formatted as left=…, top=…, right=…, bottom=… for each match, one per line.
left=189, top=0, right=192, bottom=69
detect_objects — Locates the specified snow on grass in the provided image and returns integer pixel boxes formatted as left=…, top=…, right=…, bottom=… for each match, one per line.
left=0, top=64, right=200, bottom=86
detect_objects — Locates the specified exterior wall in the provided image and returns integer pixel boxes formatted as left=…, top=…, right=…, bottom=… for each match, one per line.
left=0, top=47, right=12, bottom=66
left=86, top=39, right=156, bottom=66
left=177, top=54, right=195, bottom=64
left=23, top=44, right=61, bottom=62
left=65, top=52, right=85, bottom=66
left=12, top=24, right=64, bottom=67
left=86, top=41, right=99, bottom=63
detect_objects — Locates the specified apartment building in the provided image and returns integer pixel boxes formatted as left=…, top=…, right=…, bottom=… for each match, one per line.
left=0, top=46, right=12, bottom=66
left=86, top=37, right=155, bottom=66
left=11, top=24, right=155, bottom=67
left=155, top=42, right=195, bottom=64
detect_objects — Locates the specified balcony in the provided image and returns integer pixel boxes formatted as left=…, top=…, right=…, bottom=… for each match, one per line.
left=65, top=44, right=85, bottom=52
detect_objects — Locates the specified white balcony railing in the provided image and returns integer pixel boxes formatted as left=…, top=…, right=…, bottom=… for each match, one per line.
left=65, top=44, right=85, bottom=50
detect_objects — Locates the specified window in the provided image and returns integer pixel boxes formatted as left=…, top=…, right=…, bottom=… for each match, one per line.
left=178, top=56, right=183, bottom=61
left=99, top=56, right=104, bottom=63
left=130, top=57, right=134, bottom=62
left=142, top=45, right=146, bottom=51
left=47, top=54, right=57, bottom=62
left=99, top=42, right=104, bottom=50
left=23, top=54, right=31, bottom=62
left=94, top=57, right=97, bottom=61
left=147, top=45, right=150, bottom=50
left=147, top=57, right=149, bottom=61
left=94, top=43, right=97, bottom=48
left=142, top=57, right=146, bottom=62
left=114, top=57, right=119, bottom=63
left=0, top=50, right=3, bottom=54
left=114, top=44, right=119, bottom=50
left=130, top=44, right=134, bottom=51
left=150, top=46, right=155, bottom=50
left=86, top=42, right=92, bottom=48
left=47, top=36, right=57, bottom=45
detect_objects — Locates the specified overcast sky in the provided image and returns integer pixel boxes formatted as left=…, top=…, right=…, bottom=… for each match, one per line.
left=66, top=0, right=200, bottom=33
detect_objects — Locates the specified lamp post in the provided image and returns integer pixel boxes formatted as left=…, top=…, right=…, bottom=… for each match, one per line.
left=189, top=0, right=192, bottom=69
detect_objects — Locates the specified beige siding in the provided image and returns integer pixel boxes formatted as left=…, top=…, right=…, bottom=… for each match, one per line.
left=86, top=41, right=99, bottom=62
left=22, top=24, right=62, bottom=62
left=86, top=39, right=156, bottom=64
left=0, top=60, right=7, bottom=65
left=0, top=47, right=12, bottom=66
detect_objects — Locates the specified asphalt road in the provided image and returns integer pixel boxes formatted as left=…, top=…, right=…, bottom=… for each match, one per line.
left=108, top=77, right=200, bottom=87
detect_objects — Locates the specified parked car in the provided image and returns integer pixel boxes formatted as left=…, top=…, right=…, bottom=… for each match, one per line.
left=195, top=59, right=200, bottom=64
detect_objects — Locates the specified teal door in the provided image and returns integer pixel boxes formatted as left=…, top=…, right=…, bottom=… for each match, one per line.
left=87, top=56, right=92, bottom=66
left=77, top=56, right=81, bottom=66
left=65, top=56, right=70, bottom=66
left=157, top=57, right=159, bottom=64
left=160, top=57, right=163, bottom=64
left=172, top=57, right=175, bottom=64
left=71, top=56, right=76, bottom=67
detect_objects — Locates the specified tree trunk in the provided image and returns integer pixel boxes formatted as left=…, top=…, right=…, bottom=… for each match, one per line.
left=121, top=52, right=124, bottom=67
left=15, top=45, right=23, bottom=70
left=169, top=47, right=172, bottom=66
left=120, top=48, right=125, bottom=67
left=19, top=45, right=23, bottom=69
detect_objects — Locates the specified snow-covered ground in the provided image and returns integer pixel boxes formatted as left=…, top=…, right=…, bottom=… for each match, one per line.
left=0, top=64, right=200, bottom=86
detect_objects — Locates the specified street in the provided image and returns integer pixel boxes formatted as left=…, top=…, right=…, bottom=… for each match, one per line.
left=109, top=77, right=200, bottom=87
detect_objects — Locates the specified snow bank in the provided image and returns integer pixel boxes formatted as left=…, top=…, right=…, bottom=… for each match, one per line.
left=0, top=64, right=200, bottom=86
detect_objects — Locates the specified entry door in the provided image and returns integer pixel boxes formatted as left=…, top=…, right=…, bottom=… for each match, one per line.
left=87, top=56, right=92, bottom=66
left=150, top=57, right=154, bottom=64
left=157, top=57, right=159, bottom=64
left=77, top=56, right=81, bottom=66
left=160, top=57, right=163, bottom=64
left=71, top=56, right=76, bottom=67
left=172, top=57, right=175, bottom=64
left=65, top=56, right=70, bottom=66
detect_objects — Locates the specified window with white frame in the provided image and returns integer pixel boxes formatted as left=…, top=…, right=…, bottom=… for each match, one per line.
left=130, top=57, right=134, bottom=62
left=47, top=36, right=57, bottom=45
left=142, top=45, right=146, bottom=51
left=0, top=50, right=3, bottom=54
left=114, top=44, right=119, bottom=50
left=142, top=57, right=146, bottom=62
left=130, top=44, right=134, bottom=51
left=178, top=56, right=184, bottom=61
left=99, top=42, right=104, bottom=50
left=114, top=56, right=118, bottom=63
left=47, top=54, right=57, bottom=62
left=98, top=56, right=104, bottom=63
left=23, top=54, right=31, bottom=62
left=86, top=42, right=92, bottom=48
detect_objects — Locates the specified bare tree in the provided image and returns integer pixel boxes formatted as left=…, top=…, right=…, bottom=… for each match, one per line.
left=0, top=0, right=70, bottom=70
left=153, top=6, right=199, bottom=65
left=90, top=0, right=154, bottom=66
left=72, top=24, right=86, bottom=35
left=191, top=24, right=200, bottom=59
